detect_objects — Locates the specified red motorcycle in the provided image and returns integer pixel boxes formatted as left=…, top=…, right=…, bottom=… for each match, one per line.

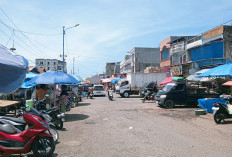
left=0, top=107, right=55, bottom=156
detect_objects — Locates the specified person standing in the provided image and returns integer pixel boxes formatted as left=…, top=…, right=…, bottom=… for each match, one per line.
left=59, top=85, right=68, bottom=114
left=36, top=84, right=48, bottom=101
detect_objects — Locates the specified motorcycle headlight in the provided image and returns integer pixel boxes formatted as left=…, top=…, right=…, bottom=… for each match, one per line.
left=160, top=95, right=167, bottom=99
left=33, top=116, right=49, bottom=128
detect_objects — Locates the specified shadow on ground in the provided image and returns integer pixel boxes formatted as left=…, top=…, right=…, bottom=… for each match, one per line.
left=2, top=153, right=58, bottom=157
left=77, top=103, right=91, bottom=106
left=117, top=95, right=142, bottom=99
left=65, top=113, right=89, bottom=122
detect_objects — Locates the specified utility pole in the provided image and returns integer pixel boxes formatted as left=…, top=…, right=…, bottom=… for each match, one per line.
left=62, top=26, right=65, bottom=72
left=62, top=24, right=79, bottom=73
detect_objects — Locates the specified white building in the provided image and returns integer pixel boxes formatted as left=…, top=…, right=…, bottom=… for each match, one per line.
left=35, top=59, right=67, bottom=73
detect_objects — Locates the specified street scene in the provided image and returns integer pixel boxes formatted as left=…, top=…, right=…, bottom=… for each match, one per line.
left=1, top=0, right=232, bottom=157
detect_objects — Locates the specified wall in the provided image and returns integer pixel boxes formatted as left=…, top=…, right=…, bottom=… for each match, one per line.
left=223, top=26, right=232, bottom=61
left=190, top=41, right=223, bottom=62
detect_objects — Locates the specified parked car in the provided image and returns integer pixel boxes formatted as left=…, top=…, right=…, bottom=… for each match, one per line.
left=93, top=85, right=106, bottom=96
left=155, top=81, right=220, bottom=108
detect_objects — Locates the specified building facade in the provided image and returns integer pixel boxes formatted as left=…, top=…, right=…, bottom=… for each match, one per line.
left=160, top=36, right=180, bottom=76
left=169, top=36, right=195, bottom=76
left=120, top=55, right=132, bottom=74
left=129, top=47, right=160, bottom=73
left=105, top=62, right=121, bottom=77
left=35, top=59, right=67, bottom=73
left=186, top=25, right=232, bottom=74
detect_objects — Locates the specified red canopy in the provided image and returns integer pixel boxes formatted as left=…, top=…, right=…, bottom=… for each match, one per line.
left=160, top=76, right=174, bottom=85
left=222, top=81, right=232, bottom=86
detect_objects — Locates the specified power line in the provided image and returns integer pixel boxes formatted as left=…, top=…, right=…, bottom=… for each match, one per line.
left=0, top=9, right=57, bottom=59
left=0, top=8, right=61, bottom=36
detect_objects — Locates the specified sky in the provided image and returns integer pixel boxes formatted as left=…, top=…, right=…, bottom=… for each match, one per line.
left=0, top=0, right=232, bottom=77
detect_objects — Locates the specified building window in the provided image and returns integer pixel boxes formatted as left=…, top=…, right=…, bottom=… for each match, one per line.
left=47, top=67, right=50, bottom=70
left=40, top=61, right=43, bottom=65
left=47, top=62, right=50, bottom=65
left=54, top=62, right=56, bottom=65
left=161, top=47, right=169, bottom=61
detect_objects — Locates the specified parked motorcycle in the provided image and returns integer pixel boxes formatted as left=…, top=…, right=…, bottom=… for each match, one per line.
left=35, top=98, right=64, bottom=130
left=212, top=96, right=232, bottom=124
left=1, top=107, right=59, bottom=144
left=142, top=91, right=155, bottom=103
left=0, top=107, right=55, bottom=156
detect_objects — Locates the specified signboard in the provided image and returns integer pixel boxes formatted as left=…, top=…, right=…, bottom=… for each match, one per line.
left=170, top=65, right=182, bottom=76
left=170, top=42, right=184, bottom=54
left=203, top=25, right=223, bottom=40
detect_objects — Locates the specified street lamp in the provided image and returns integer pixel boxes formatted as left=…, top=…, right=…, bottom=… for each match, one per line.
left=62, top=24, right=79, bottom=72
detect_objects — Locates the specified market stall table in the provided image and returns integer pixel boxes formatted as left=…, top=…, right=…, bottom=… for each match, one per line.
left=0, top=100, right=20, bottom=115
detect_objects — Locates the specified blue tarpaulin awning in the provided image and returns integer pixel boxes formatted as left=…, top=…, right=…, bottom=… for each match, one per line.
left=0, top=44, right=28, bottom=94
left=198, top=62, right=232, bottom=78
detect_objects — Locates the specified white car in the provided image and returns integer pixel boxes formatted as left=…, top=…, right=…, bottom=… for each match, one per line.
left=93, top=85, right=106, bottom=96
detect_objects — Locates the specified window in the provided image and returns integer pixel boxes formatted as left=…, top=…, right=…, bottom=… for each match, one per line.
left=54, top=62, right=56, bottom=65
left=121, top=81, right=129, bottom=87
left=47, top=62, right=50, bottom=65
left=161, top=47, right=169, bottom=61
left=175, top=84, right=185, bottom=91
left=40, top=61, right=43, bottom=65
left=47, top=67, right=50, bottom=70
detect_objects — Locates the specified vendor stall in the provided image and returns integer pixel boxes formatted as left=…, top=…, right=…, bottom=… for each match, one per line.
left=0, top=100, right=20, bottom=115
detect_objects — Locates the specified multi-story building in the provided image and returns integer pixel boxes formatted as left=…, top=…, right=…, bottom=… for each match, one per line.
left=35, top=59, right=67, bottom=73
left=186, top=25, right=232, bottom=74
left=105, top=62, right=120, bottom=77
left=120, top=55, right=132, bottom=74
left=160, top=36, right=180, bottom=76
left=169, top=36, right=195, bottom=76
left=129, top=47, right=160, bottom=73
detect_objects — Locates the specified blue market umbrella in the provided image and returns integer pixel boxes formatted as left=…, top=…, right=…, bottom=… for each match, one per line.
left=20, top=72, right=38, bottom=89
left=28, top=71, right=80, bottom=85
left=111, top=78, right=124, bottom=84
left=71, top=74, right=84, bottom=82
left=0, top=44, right=28, bottom=94
left=198, top=62, right=232, bottom=78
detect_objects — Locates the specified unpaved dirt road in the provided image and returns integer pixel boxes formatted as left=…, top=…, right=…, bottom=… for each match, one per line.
left=54, top=95, right=232, bottom=157
left=6, top=95, right=232, bottom=157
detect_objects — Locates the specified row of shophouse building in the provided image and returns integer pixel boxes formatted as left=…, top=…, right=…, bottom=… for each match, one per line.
left=105, top=25, right=232, bottom=78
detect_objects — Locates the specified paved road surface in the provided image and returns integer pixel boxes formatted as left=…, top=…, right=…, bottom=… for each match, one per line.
left=55, top=95, right=232, bottom=157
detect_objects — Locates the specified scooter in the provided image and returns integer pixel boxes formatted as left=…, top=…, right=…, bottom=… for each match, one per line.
left=108, top=90, right=113, bottom=101
left=142, top=91, right=155, bottom=103
left=212, top=96, right=232, bottom=124
left=89, top=92, right=94, bottom=99
left=0, top=107, right=55, bottom=156
left=0, top=107, right=59, bottom=144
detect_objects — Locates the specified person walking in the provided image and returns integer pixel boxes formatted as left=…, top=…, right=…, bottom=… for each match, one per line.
left=59, top=85, right=68, bottom=114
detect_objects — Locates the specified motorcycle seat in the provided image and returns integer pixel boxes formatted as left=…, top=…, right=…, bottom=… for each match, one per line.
left=0, top=116, right=26, bottom=124
left=0, top=124, right=17, bottom=134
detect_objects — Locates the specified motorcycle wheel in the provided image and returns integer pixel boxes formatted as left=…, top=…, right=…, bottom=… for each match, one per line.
left=49, top=126, right=59, bottom=144
left=142, top=98, right=145, bottom=103
left=54, top=119, right=63, bottom=130
left=214, top=113, right=225, bottom=124
left=32, top=136, right=55, bottom=157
